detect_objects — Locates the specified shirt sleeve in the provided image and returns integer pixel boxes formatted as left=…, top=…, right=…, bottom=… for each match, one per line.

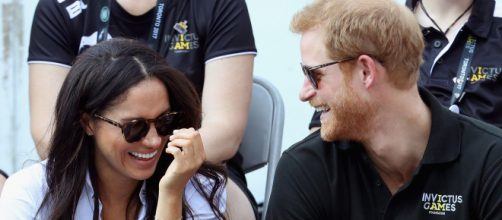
left=184, top=174, right=226, bottom=219
left=28, top=0, right=79, bottom=66
left=0, top=163, right=46, bottom=219
left=265, top=152, right=325, bottom=220
left=203, top=0, right=256, bottom=62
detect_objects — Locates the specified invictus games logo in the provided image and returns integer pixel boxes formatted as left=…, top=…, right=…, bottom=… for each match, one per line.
left=468, top=66, right=502, bottom=83
left=422, top=192, right=463, bottom=216
left=166, top=21, right=199, bottom=52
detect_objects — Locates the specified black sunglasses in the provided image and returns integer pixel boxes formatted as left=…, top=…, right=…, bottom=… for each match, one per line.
left=300, top=58, right=353, bottom=89
left=93, top=112, right=178, bottom=143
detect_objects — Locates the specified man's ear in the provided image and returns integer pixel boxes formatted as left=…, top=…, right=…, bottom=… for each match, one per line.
left=357, top=55, right=378, bottom=88
left=80, top=113, right=94, bottom=136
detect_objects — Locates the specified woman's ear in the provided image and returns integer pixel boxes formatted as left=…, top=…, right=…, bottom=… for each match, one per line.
left=80, top=113, right=95, bottom=136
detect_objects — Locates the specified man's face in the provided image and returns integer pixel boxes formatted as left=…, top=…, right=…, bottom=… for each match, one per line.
left=299, top=29, right=375, bottom=142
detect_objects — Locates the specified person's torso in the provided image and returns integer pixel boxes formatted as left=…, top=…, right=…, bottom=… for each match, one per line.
left=413, top=0, right=502, bottom=128
left=29, top=0, right=256, bottom=94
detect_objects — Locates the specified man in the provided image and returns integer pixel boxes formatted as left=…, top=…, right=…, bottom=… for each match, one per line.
left=266, top=0, right=502, bottom=219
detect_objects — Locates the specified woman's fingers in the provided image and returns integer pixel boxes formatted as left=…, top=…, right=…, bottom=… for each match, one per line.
left=160, top=128, right=205, bottom=190
left=167, top=128, right=205, bottom=160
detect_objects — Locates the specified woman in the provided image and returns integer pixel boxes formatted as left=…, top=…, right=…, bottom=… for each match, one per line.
left=1, top=38, right=226, bottom=219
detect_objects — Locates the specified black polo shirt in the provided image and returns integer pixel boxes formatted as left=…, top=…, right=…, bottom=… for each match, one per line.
left=406, top=0, right=502, bottom=128
left=266, top=88, right=502, bottom=220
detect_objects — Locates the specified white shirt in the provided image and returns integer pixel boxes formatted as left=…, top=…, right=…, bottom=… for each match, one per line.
left=0, top=162, right=226, bottom=219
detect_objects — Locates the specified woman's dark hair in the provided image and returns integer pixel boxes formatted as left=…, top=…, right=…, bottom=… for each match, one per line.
left=38, top=38, right=227, bottom=220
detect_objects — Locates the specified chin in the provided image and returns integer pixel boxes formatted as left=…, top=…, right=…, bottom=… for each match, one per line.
left=130, top=169, right=156, bottom=181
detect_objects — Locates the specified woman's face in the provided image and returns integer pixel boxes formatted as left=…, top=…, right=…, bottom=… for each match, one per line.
left=90, top=77, right=171, bottom=182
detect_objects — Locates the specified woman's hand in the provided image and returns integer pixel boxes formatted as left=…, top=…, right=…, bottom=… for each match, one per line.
left=160, top=128, right=206, bottom=193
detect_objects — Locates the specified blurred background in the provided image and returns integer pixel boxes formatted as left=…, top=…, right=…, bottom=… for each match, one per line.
left=0, top=0, right=411, bottom=205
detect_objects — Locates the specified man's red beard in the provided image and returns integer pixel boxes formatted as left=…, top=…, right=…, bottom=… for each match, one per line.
left=320, top=81, right=375, bottom=142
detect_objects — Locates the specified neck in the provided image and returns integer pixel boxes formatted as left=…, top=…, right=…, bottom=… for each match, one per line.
left=96, top=169, right=140, bottom=220
left=420, top=0, right=473, bottom=15
left=416, top=0, right=473, bottom=37
left=116, top=0, right=157, bottom=16
left=364, top=86, right=431, bottom=194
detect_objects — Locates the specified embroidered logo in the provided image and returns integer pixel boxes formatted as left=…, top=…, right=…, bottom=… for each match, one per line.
left=174, top=21, right=188, bottom=34
left=65, top=1, right=87, bottom=19
left=166, top=21, right=199, bottom=52
left=469, top=66, right=502, bottom=83
left=422, top=192, right=463, bottom=216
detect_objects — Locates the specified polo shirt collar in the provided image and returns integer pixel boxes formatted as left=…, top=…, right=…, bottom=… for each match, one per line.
left=419, top=88, right=461, bottom=164
left=406, top=0, right=495, bottom=38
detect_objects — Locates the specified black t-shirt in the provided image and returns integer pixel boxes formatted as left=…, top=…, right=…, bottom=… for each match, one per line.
left=267, top=89, right=502, bottom=220
left=28, top=0, right=257, bottom=94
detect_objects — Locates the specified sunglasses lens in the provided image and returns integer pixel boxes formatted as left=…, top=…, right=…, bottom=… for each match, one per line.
left=301, top=64, right=318, bottom=89
left=123, top=120, right=149, bottom=143
left=155, top=113, right=177, bottom=136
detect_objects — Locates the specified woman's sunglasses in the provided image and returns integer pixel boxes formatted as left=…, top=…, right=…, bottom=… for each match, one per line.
left=93, top=112, right=178, bottom=143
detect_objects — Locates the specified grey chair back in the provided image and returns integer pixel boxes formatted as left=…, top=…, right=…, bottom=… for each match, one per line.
left=239, top=76, right=285, bottom=219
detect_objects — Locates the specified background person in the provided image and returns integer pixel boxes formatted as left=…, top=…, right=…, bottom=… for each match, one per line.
left=28, top=0, right=257, bottom=218
left=1, top=39, right=226, bottom=220
left=266, top=0, right=502, bottom=219
left=408, top=0, right=502, bottom=128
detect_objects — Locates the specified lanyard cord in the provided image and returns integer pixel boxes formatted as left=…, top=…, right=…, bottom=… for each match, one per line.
left=97, top=0, right=111, bottom=43
left=449, top=34, right=477, bottom=113
left=147, top=0, right=168, bottom=50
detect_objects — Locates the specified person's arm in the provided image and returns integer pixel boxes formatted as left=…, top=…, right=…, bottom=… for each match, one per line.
left=29, top=64, right=70, bottom=159
left=157, top=128, right=206, bottom=220
left=199, top=55, right=254, bottom=163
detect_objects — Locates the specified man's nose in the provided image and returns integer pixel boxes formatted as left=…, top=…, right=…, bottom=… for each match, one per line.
left=299, top=76, right=316, bottom=102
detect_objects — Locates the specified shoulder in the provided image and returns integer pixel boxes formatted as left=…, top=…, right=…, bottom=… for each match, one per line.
left=0, top=162, right=47, bottom=218
left=3, top=162, right=46, bottom=191
left=457, top=114, right=502, bottom=142
left=282, top=131, right=336, bottom=163
left=455, top=115, right=502, bottom=169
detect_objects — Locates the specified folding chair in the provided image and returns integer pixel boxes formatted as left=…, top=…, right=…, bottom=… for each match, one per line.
left=239, top=76, right=285, bottom=220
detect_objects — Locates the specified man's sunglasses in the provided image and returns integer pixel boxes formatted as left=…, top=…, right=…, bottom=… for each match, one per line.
left=93, top=112, right=178, bottom=143
left=300, top=58, right=353, bottom=89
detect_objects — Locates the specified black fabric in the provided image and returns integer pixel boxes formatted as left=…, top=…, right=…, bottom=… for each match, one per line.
left=28, top=0, right=256, bottom=95
left=308, top=111, right=321, bottom=130
left=406, top=0, right=502, bottom=128
left=267, top=88, right=502, bottom=220
left=226, top=158, right=259, bottom=219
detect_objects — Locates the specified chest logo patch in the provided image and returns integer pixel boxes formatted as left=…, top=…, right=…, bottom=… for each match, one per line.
left=167, top=21, right=199, bottom=52
left=469, top=66, right=502, bottom=83
left=422, top=192, right=463, bottom=216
